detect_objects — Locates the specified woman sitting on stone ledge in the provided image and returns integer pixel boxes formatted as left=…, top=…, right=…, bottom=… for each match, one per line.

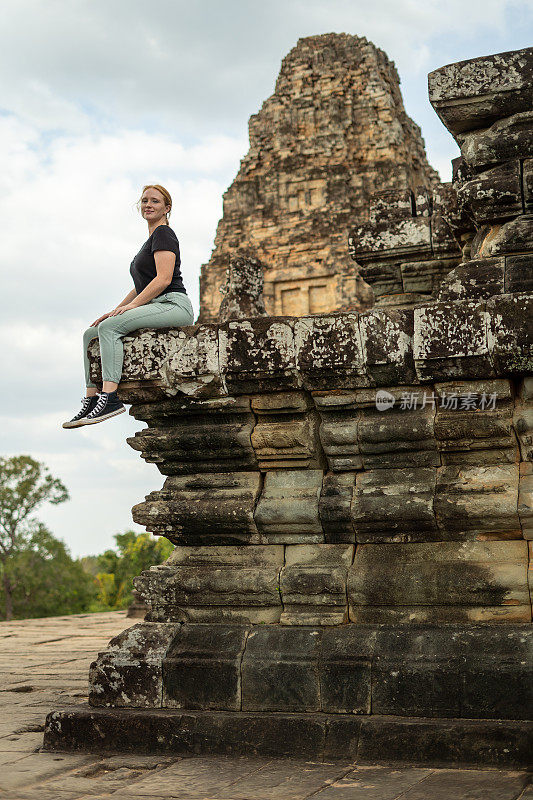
left=62, top=184, right=194, bottom=428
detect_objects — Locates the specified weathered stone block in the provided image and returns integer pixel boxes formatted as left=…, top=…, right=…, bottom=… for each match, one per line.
left=459, top=111, right=533, bottom=169
left=250, top=392, right=325, bottom=469
left=428, top=47, right=533, bottom=135
left=293, top=314, right=368, bottom=390
left=120, top=330, right=182, bottom=383
left=187, top=710, right=327, bottom=759
left=484, top=214, right=533, bottom=256
left=92, top=325, right=225, bottom=403
left=219, top=317, right=299, bottom=394
left=127, top=395, right=258, bottom=475
left=319, top=627, right=377, bottom=714
left=358, top=715, right=533, bottom=767
left=348, top=541, right=530, bottom=623
left=353, top=257, right=403, bottom=297
left=400, top=257, right=457, bottom=296
left=519, top=463, right=533, bottom=540
left=162, top=624, right=249, bottom=711
left=218, top=250, right=268, bottom=322
left=505, top=254, right=533, bottom=294
left=434, top=379, right=518, bottom=464
left=135, top=546, right=284, bottom=624
left=436, top=258, right=505, bottom=302
left=158, top=324, right=224, bottom=399
left=358, top=308, right=416, bottom=385
left=279, top=544, right=353, bottom=625
left=356, top=387, right=439, bottom=469
left=372, top=626, right=533, bottom=720
left=312, top=392, right=362, bottom=471
left=371, top=627, right=464, bottom=718
left=351, top=214, right=432, bottom=260
left=460, top=626, right=533, bottom=720
left=352, top=468, right=437, bottom=543
left=254, top=469, right=324, bottom=543
left=318, top=472, right=356, bottom=543
left=241, top=627, right=321, bottom=712
left=89, top=623, right=181, bottom=708
left=132, top=472, right=262, bottom=545
left=457, top=160, right=523, bottom=224
left=514, top=378, right=533, bottom=461
left=88, top=329, right=178, bottom=391
left=43, top=706, right=325, bottom=759
left=414, top=301, right=494, bottom=381
left=487, top=294, right=533, bottom=376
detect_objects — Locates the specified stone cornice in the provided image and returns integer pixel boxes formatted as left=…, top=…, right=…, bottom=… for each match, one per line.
left=88, top=294, right=532, bottom=404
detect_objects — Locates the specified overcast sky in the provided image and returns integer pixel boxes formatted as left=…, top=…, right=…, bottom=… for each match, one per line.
left=1, top=0, right=531, bottom=558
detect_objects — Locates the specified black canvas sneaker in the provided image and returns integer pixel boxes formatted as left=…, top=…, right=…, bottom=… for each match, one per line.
left=62, top=395, right=99, bottom=428
left=80, top=391, right=125, bottom=425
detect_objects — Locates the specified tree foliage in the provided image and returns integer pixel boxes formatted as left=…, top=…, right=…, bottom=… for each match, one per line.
left=0, top=524, right=96, bottom=619
left=0, top=454, right=173, bottom=620
left=0, top=455, right=69, bottom=620
left=82, top=530, right=173, bottom=610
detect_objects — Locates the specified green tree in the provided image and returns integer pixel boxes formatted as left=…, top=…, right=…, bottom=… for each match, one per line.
left=0, top=523, right=96, bottom=619
left=0, top=455, right=69, bottom=620
left=82, top=530, right=173, bottom=610
left=94, top=572, right=126, bottom=609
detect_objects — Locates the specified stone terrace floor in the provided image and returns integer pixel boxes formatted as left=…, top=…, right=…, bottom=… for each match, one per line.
left=0, top=611, right=530, bottom=799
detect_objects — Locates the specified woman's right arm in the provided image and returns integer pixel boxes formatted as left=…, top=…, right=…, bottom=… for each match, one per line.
left=117, top=288, right=138, bottom=306
left=89, top=288, right=138, bottom=327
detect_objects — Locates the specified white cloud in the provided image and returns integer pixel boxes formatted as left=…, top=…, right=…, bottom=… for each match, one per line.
left=0, top=115, right=246, bottom=328
left=1, top=0, right=530, bottom=137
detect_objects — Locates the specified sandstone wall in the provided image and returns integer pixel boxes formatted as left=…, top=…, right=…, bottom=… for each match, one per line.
left=87, top=298, right=533, bottom=627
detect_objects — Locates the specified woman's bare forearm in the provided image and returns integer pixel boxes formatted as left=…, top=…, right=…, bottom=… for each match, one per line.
left=117, top=288, right=138, bottom=306
left=129, top=277, right=170, bottom=307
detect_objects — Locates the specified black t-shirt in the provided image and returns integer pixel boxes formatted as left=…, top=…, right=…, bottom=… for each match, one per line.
left=129, top=225, right=186, bottom=296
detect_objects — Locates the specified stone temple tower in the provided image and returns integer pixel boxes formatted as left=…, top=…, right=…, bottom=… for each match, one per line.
left=46, top=46, right=532, bottom=768
left=198, top=33, right=442, bottom=321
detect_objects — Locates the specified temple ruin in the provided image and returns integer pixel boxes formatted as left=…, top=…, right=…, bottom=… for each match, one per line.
left=45, top=45, right=532, bottom=767
left=198, top=33, right=452, bottom=321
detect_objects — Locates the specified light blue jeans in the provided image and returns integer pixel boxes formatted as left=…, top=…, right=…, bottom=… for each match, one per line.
left=83, top=292, right=195, bottom=387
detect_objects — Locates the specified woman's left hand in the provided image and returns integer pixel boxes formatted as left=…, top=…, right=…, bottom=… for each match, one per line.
left=108, top=303, right=136, bottom=316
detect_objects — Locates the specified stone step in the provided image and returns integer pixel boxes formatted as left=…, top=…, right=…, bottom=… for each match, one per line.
left=44, top=706, right=532, bottom=768
left=88, top=622, right=533, bottom=721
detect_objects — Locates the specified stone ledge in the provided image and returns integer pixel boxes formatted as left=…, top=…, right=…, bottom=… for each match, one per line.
left=129, top=467, right=532, bottom=604
left=428, top=47, right=533, bottom=136
left=87, top=622, right=533, bottom=719
left=43, top=706, right=532, bottom=768
left=126, top=379, right=531, bottom=477
left=87, top=296, right=533, bottom=402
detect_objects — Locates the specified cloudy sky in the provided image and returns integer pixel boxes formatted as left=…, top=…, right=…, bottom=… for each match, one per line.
left=1, top=0, right=531, bottom=558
